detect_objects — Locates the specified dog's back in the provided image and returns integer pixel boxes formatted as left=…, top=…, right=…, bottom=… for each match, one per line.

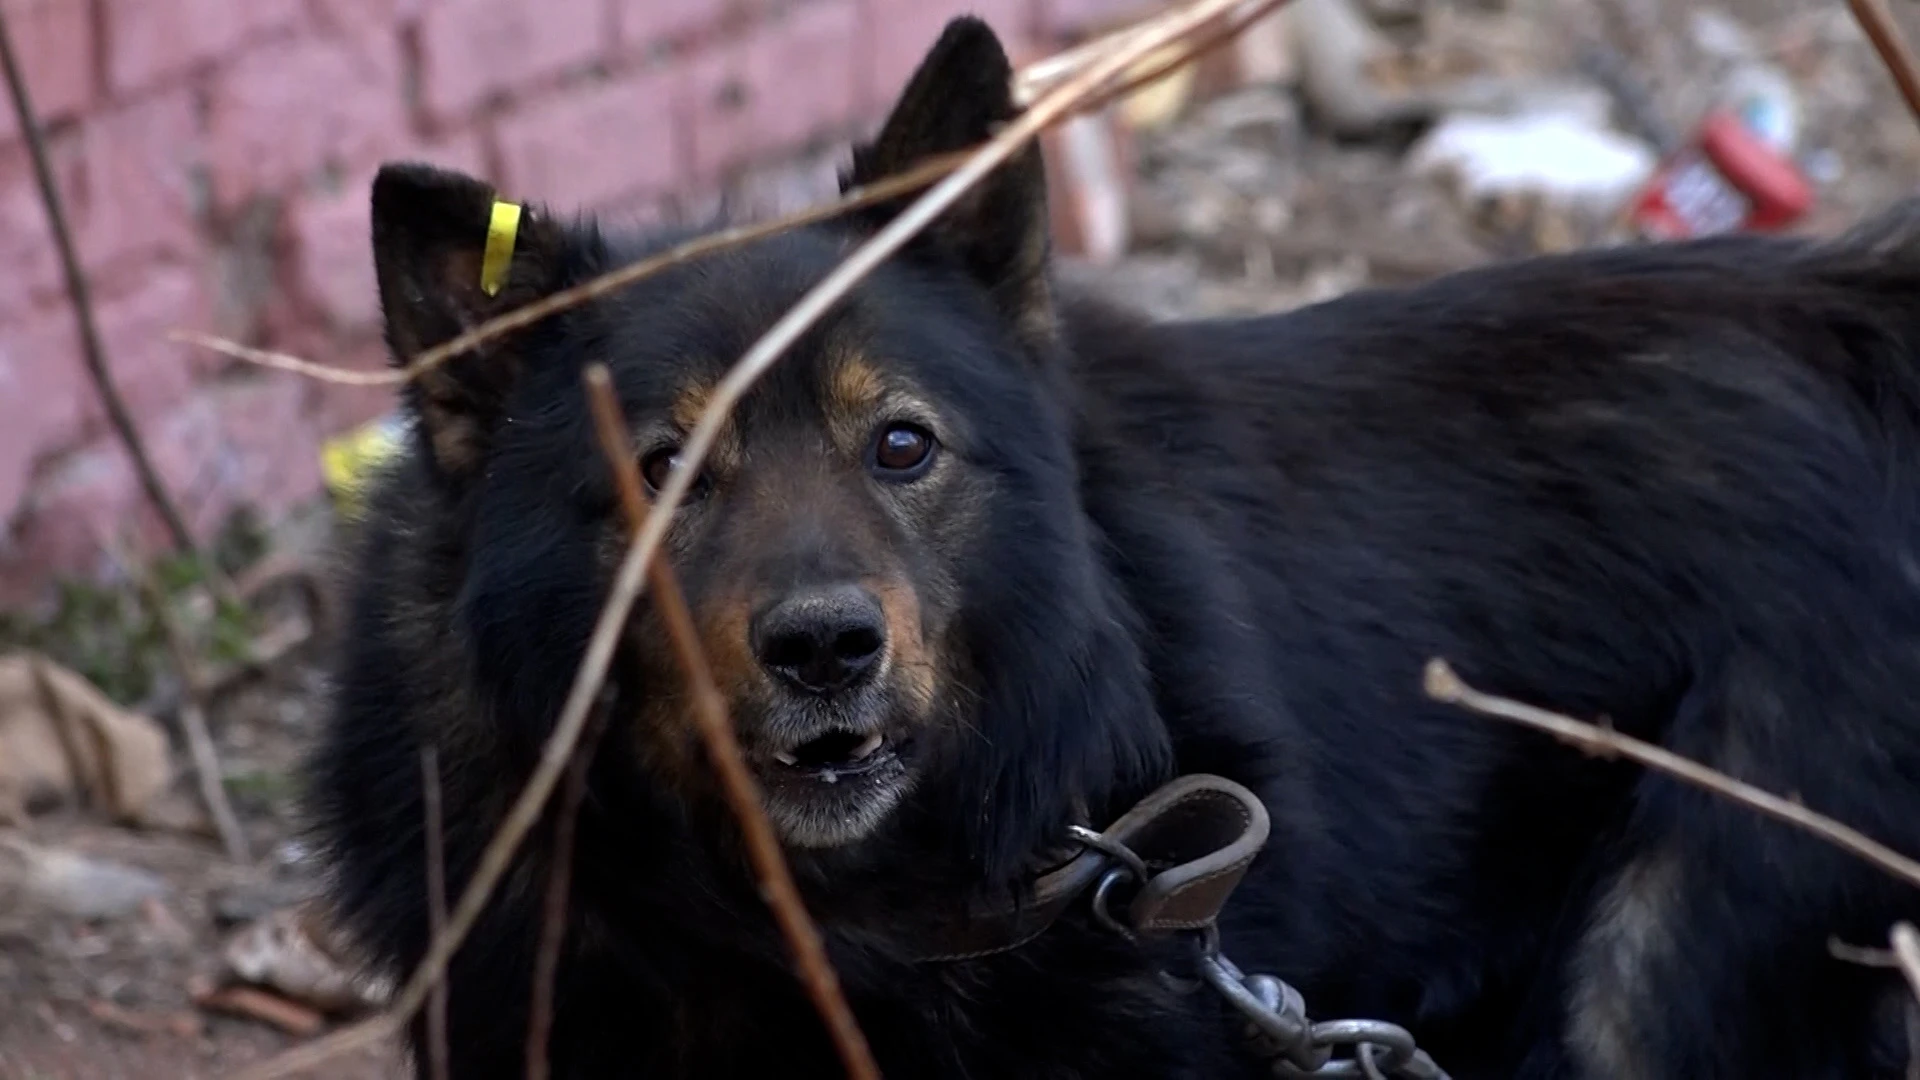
left=1059, top=215, right=1920, bottom=1077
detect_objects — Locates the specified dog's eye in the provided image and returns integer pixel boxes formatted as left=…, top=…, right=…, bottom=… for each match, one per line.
left=640, top=446, right=710, bottom=497
left=872, top=423, right=936, bottom=477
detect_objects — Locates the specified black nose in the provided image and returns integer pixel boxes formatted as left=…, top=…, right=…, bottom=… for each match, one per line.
left=751, top=585, right=887, bottom=696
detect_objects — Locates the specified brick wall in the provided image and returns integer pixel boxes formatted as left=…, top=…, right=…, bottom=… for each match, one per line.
left=0, top=0, right=1158, bottom=606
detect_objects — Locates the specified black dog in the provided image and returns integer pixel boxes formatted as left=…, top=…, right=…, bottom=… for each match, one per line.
left=309, top=16, right=1920, bottom=1079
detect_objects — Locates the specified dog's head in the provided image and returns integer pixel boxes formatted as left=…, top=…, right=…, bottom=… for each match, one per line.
left=367, top=18, right=1167, bottom=879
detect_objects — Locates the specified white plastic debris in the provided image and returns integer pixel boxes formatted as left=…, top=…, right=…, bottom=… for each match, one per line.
left=1409, top=111, right=1659, bottom=213
left=0, top=836, right=169, bottom=921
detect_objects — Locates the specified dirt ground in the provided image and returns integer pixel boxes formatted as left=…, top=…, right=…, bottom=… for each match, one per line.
left=6, top=0, right=1920, bottom=1076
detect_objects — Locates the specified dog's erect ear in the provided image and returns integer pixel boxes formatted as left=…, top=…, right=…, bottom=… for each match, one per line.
left=370, top=162, right=573, bottom=482
left=843, top=17, right=1054, bottom=343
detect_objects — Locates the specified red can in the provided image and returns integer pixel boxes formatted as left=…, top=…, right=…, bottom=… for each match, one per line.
left=1628, top=110, right=1814, bottom=240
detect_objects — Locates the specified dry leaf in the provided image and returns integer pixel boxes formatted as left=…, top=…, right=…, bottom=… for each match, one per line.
left=222, top=904, right=393, bottom=1016
left=0, top=652, right=175, bottom=826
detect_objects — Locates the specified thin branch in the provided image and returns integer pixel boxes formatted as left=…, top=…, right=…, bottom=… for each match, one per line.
left=582, top=364, right=880, bottom=1080
left=166, top=334, right=402, bottom=387
left=1423, top=658, right=1920, bottom=891
left=134, top=560, right=250, bottom=864
left=1034, top=0, right=1290, bottom=117
left=525, top=690, right=610, bottom=1080
left=178, top=1, right=1285, bottom=393
left=0, top=1, right=199, bottom=557
left=172, top=149, right=975, bottom=388
left=1829, top=936, right=1902, bottom=969
left=419, top=746, right=449, bottom=1080
left=226, top=4, right=1278, bottom=1076
left=162, top=657, right=251, bottom=864
left=1847, top=0, right=1920, bottom=126
left=1895, top=922, right=1920, bottom=1006
left=1888, top=922, right=1920, bottom=1080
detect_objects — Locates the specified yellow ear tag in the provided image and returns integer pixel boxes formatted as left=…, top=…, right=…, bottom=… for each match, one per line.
left=480, top=199, right=522, bottom=297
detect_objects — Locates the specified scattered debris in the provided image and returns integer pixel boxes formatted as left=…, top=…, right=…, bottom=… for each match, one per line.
left=0, top=652, right=175, bottom=827
left=1290, top=0, right=1440, bottom=137
left=0, top=836, right=169, bottom=921
left=1627, top=108, right=1815, bottom=238
left=220, top=905, right=392, bottom=1017
left=136, top=895, right=196, bottom=953
left=193, top=983, right=327, bottom=1037
left=1409, top=108, right=1658, bottom=214
left=1046, top=112, right=1137, bottom=264
left=212, top=879, right=313, bottom=929
left=84, top=998, right=204, bottom=1039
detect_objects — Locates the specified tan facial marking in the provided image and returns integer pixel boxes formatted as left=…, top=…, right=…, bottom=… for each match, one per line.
left=823, top=350, right=887, bottom=451
left=698, top=592, right=761, bottom=703
left=870, top=578, right=935, bottom=711
left=669, top=381, right=714, bottom=435
left=666, top=379, right=746, bottom=472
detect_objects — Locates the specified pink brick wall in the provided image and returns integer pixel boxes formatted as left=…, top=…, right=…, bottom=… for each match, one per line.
left=0, top=0, right=1152, bottom=607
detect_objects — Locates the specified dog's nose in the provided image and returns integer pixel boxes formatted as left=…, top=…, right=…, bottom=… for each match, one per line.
left=751, top=585, right=887, bottom=695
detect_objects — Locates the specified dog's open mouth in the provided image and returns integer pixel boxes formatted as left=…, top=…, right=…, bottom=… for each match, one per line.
left=771, top=729, right=890, bottom=778
left=753, top=721, right=912, bottom=848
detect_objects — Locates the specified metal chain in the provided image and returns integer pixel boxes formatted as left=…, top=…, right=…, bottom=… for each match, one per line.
left=1066, top=829, right=1452, bottom=1080
left=1195, top=937, right=1450, bottom=1079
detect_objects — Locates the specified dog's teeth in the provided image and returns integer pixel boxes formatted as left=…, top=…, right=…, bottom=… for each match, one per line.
left=851, top=733, right=884, bottom=760
left=775, top=751, right=799, bottom=766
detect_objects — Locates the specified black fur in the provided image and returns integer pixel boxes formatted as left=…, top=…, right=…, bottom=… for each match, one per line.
left=309, top=16, right=1920, bottom=1079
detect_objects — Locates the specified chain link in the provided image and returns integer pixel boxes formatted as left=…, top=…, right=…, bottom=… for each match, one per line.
left=1067, top=829, right=1451, bottom=1080
left=1194, top=942, right=1449, bottom=1079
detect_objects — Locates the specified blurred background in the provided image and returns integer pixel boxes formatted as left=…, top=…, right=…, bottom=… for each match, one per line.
left=1, top=0, right=1918, bottom=1075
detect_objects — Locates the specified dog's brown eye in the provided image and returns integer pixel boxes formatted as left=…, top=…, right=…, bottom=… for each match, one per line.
left=641, top=446, right=707, bottom=496
left=872, top=423, right=935, bottom=477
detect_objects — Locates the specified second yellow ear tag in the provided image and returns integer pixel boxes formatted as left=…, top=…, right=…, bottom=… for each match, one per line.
left=480, top=199, right=522, bottom=297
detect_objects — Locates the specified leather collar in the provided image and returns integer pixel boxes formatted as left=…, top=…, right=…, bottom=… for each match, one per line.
left=907, top=774, right=1272, bottom=962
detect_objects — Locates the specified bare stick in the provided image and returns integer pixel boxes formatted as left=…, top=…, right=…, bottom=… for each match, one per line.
left=0, top=1, right=199, bottom=557
left=420, top=746, right=449, bottom=1080
left=582, top=364, right=881, bottom=1079
left=173, top=149, right=975, bottom=388
left=169, top=682, right=250, bottom=864
left=1848, top=0, right=1920, bottom=126
left=525, top=692, right=609, bottom=1080
left=181, top=2, right=1283, bottom=393
left=226, top=5, right=1275, bottom=1076
left=1036, top=0, right=1290, bottom=116
left=1423, top=658, right=1920, bottom=890
left=136, top=565, right=251, bottom=864
left=1896, top=922, right=1920, bottom=1004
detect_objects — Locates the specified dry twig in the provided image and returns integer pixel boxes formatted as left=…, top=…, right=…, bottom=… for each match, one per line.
left=0, top=0, right=200, bottom=558
left=1028, top=0, right=1289, bottom=116
left=1891, top=922, right=1920, bottom=1080
left=196, top=986, right=326, bottom=1037
left=582, top=363, right=881, bottom=1079
left=1847, top=0, right=1920, bottom=126
left=524, top=687, right=611, bottom=1080
left=1423, top=659, right=1920, bottom=891
left=227, top=5, right=1283, bottom=1076
left=419, top=746, right=450, bottom=1080
left=1895, top=923, right=1920, bottom=1004
left=127, top=551, right=250, bottom=864
left=177, top=2, right=1286, bottom=394
left=171, top=149, right=974, bottom=388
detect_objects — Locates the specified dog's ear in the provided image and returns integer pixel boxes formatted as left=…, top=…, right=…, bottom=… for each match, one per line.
left=370, top=162, right=574, bottom=483
left=844, top=17, right=1054, bottom=343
